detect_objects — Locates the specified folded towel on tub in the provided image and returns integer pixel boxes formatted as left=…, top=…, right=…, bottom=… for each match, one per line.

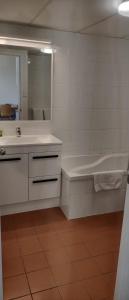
left=94, top=172, right=123, bottom=192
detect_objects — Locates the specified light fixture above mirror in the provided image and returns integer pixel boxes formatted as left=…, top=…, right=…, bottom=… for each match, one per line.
left=0, top=36, right=51, bottom=49
left=0, top=36, right=55, bottom=55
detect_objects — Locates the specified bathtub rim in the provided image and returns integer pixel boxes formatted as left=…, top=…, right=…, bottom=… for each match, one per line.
left=62, top=169, right=127, bottom=181
left=62, top=153, right=128, bottom=181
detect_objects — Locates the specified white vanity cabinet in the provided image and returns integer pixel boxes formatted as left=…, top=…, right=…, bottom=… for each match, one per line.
left=0, top=136, right=62, bottom=209
left=0, top=154, right=28, bottom=205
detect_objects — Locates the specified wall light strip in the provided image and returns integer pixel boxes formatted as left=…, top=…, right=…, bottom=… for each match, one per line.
left=0, top=36, right=51, bottom=49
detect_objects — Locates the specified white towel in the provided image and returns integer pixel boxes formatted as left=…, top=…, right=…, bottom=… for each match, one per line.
left=94, top=172, right=123, bottom=192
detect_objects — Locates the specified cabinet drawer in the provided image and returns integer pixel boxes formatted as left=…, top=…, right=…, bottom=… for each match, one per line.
left=29, top=175, right=61, bottom=201
left=29, top=152, right=61, bottom=177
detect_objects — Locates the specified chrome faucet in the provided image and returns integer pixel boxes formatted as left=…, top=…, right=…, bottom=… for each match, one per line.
left=16, top=127, right=21, bottom=137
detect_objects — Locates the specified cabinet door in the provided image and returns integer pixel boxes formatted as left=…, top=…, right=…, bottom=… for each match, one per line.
left=0, top=154, right=28, bottom=205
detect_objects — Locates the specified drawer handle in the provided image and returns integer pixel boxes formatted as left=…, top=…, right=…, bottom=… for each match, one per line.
left=32, top=155, right=59, bottom=159
left=33, top=178, right=58, bottom=184
left=0, top=158, right=21, bottom=162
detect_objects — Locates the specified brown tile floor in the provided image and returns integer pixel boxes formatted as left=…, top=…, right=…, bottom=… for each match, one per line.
left=1, top=208, right=123, bottom=300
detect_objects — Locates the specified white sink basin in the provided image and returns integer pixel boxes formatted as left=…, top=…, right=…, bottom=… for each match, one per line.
left=0, top=135, right=62, bottom=146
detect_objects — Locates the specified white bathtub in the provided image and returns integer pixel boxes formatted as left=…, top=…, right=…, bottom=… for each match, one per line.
left=61, top=154, right=128, bottom=219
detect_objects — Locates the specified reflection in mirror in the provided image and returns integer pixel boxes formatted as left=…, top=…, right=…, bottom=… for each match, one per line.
left=28, top=50, right=51, bottom=121
left=0, top=47, right=52, bottom=121
left=0, top=54, right=20, bottom=120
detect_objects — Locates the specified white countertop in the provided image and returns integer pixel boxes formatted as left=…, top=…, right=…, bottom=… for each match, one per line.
left=0, top=134, right=62, bottom=147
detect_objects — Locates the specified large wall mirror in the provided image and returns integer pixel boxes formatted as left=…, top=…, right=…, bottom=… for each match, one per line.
left=0, top=45, right=52, bottom=121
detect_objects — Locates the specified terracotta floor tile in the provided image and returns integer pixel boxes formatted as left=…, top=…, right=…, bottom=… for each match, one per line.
left=30, top=208, right=65, bottom=228
left=82, top=228, right=120, bottom=244
left=35, top=224, right=54, bottom=235
left=3, top=256, right=25, bottom=278
left=50, top=220, right=77, bottom=233
left=38, top=232, right=64, bottom=251
left=14, top=213, right=33, bottom=229
left=86, top=235, right=119, bottom=256
left=2, top=240, right=20, bottom=259
left=95, top=252, right=118, bottom=274
left=83, top=274, right=114, bottom=300
left=59, top=230, right=84, bottom=246
left=4, top=274, right=30, bottom=300
left=1, top=230, right=17, bottom=241
left=27, top=268, right=55, bottom=293
left=59, top=281, right=91, bottom=300
left=79, top=229, right=102, bottom=243
left=2, top=209, right=122, bottom=300
left=45, top=247, right=69, bottom=266
left=15, top=219, right=33, bottom=230
left=51, top=263, right=77, bottom=286
left=35, top=220, right=72, bottom=235
left=103, top=273, right=117, bottom=298
left=18, top=236, right=42, bottom=256
left=65, top=243, right=91, bottom=262
left=32, top=288, right=62, bottom=300
left=82, top=212, right=123, bottom=231
left=73, top=257, right=101, bottom=281
left=23, top=252, right=48, bottom=272
left=16, top=227, right=36, bottom=239
left=12, top=296, right=32, bottom=300
left=103, top=298, right=113, bottom=300
left=39, top=207, right=65, bottom=223
left=1, top=215, right=17, bottom=231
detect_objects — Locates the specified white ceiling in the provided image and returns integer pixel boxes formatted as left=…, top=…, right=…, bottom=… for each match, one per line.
left=82, top=14, right=129, bottom=38
left=0, top=0, right=129, bottom=38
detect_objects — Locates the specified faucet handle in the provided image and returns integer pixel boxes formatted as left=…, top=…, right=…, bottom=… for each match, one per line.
left=0, top=147, right=6, bottom=155
left=0, top=129, right=3, bottom=137
left=16, top=127, right=21, bottom=136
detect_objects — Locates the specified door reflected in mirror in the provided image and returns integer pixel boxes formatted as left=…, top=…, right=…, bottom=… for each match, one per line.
left=28, top=51, right=51, bottom=121
left=0, top=54, right=20, bottom=120
left=0, top=47, right=52, bottom=121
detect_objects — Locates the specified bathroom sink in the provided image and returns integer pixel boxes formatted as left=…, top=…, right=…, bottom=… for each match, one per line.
left=0, top=135, right=62, bottom=146
left=0, top=135, right=37, bottom=145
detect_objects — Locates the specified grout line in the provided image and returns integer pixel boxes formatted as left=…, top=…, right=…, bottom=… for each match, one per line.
left=2, top=214, right=120, bottom=298
left=78, top=13, right=117, bottom=33
left=7, top=293, right=32, bottom=300
left=2, top=248, right=119, bottom=278
left=20, top=253, right=33, bottom=297
left=0, top=20, right=128, bottom=40
left=30, top=0, right=53, bottom=24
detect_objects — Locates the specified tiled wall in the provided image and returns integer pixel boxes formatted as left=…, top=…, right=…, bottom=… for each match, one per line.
left=0, top=24, right=129, bottom=155
left=52, top=32, right=129, bottom=156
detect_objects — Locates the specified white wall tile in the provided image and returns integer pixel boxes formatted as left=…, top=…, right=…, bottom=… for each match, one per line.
left=53, top=83, right=69, bottom=109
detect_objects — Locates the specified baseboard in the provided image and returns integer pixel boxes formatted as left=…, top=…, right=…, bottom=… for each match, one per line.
left=0, top=198, right=60, bottom=216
